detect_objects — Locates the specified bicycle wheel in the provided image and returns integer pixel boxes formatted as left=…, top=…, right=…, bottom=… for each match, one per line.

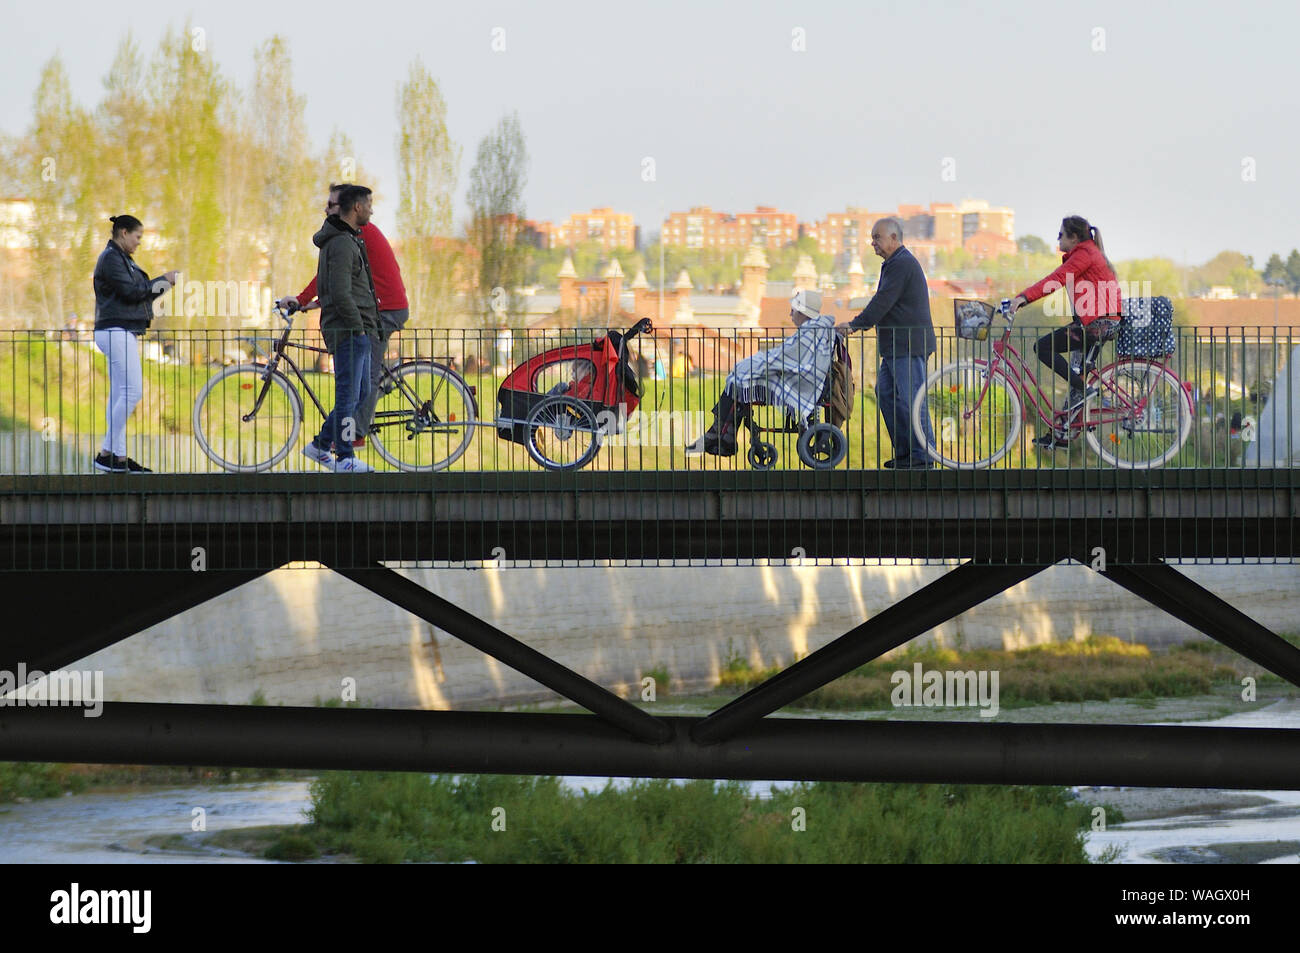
left=192, top=364, right=303, bottom=473
left=913, top=360, right=1022, bottom=469
left=1085, top=361, right=1192, bottom=469
left=369, top=361, right=477, bottom=472
left=525, top=394, right=601, bottom=470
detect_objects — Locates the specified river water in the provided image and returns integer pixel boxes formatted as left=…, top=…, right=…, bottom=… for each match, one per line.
left=2, top=701, right=1297, bottom=864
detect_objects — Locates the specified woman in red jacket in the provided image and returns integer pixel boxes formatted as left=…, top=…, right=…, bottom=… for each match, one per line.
left=1009, top=215, right=1123, bottom=448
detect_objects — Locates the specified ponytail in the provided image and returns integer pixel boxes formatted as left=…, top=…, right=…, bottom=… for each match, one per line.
left=1062, top=215, right=1115, bottom=276
left=1090, top=225, right=1116, bottom=277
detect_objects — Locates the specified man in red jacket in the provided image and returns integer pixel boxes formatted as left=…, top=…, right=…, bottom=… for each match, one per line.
left=278, top=183, right=410, bottom=447
left=1009, top=215, right=1123, bottom=449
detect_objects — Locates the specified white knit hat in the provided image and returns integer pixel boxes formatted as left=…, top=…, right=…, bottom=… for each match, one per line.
left=791, top=289, right=822, bottom=320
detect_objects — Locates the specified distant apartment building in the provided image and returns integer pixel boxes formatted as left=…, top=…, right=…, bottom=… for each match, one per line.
left=964, top=230, right=1017, bottom=261
left=806, top=199, right=1015, bottom=261
left=661, top=206, right=799, bottom=252
left=529, top=207, right=637, bottom=252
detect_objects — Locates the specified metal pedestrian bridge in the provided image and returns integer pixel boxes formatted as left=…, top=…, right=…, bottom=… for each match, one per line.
left=2, top=468, right=1298, bottom=790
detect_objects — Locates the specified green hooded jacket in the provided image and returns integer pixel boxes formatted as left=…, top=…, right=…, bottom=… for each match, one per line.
left=313, top=216, right=380, bottom=351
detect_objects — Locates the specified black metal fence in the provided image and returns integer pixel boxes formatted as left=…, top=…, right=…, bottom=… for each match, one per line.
left=0, top=322, right=1296, bottom=571
left=2, top=322, right=1296, bottom=475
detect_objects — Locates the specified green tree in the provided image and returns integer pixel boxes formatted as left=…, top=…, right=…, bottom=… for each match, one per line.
left=1116, top=258, right=1185, bottom=297
left=1261, top=252, right=1287, bottom=284
left=1017, top=235, right=1050, bottom=255
left=24, top=55, right=98, bottom=326
left=149, top=23, right=227, bottom=329
left=1228, top=265, right=1262, bottom=298
left=466, top=112, right=528, bottom=327
left=1286, top=249, right=1300, bottom=295
left=1192, top=250, right=1255, bottom=295
left=248, top=37, right=318, bottom=313
left=395, top=59, right=461, bottom=327
left=96, top=35, right=151, bottom=217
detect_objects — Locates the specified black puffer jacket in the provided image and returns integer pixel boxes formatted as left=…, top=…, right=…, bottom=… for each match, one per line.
left=93, top=240, right=172, bottom=334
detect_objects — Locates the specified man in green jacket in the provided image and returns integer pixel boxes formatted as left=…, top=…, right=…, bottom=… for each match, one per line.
left=302, top=184, right=381, bottom=472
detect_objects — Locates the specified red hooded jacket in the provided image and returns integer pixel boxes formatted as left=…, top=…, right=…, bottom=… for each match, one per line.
left=298, top=221, right=408, bottom=311
left=1019, top=239, right=1122, bottom=325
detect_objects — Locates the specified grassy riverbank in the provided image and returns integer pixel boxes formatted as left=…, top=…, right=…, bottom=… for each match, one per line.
left=716, top=635, right=1285, bottom=711
left=0, top=763, right=309, bottom=804
left=6, top=633, right=1294, bottom=862
left=267, top=773, right=1115, bottom=864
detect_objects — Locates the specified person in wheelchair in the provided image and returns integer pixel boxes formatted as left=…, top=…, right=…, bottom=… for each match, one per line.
left=687, top=290, right=836, bottom=456
left=1008, top=215, right=1123, bottom=449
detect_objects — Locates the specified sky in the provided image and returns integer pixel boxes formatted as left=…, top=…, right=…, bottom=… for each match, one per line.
left=4, top=0, right=1298, bottom=266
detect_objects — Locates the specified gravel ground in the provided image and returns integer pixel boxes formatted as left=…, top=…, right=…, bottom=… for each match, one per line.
left=1072, top=787, right=1273, bottom=822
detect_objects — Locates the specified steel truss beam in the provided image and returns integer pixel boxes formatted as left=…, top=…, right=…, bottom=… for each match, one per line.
left=692, top=563, right=1047, bottom=744
left=1102, top=564, right=1300, bottom=688
left=332, top=563, right=671, bottom=744
left=1, top=704, right=1298, bottom=789
left=6, top=569, right=270, bottom=675
left=4, top=549, right=1296, bottom=787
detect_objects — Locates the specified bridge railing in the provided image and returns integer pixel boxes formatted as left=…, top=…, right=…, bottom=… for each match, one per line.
left=1, top=323, right=1295, bottom=475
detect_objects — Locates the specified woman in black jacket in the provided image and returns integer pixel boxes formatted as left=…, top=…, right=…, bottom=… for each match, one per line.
left=91, top=215, right=177, bottom=472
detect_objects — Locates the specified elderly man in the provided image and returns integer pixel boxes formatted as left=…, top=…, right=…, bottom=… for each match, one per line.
left=839, top=218, right=937, bottom=468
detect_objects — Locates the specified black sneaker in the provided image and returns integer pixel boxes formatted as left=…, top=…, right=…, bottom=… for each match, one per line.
left=1033, top=429, right=1071, bottom=450
left=93, top=451, right=127, bottom=473
left=124, top=457, right=152, bottom=473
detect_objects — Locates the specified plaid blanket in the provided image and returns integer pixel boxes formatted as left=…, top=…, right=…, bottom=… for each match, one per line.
left=724, top=314, right=836, bottom=420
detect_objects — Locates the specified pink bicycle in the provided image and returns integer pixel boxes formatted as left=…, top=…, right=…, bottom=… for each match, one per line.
left=913, top=299, right=1193, bottom=469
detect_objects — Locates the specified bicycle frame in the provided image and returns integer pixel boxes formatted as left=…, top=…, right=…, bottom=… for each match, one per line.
left=242, top=307, right=452, bottom=439
left=968, top=308, right=1178, bottom=436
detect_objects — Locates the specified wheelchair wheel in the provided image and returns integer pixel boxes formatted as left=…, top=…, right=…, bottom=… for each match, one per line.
left=525, top=394, right=601, bottom=470
left=748, top=441, right=778, bottom=470
left=797, top=423, right=847, bottom=470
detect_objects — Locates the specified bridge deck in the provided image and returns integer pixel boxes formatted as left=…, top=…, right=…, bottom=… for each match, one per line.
left=1, top=470, right=1297, bottom=569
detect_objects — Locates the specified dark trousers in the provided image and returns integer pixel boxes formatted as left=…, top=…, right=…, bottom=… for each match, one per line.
left=1034, top=322, right=1105, bottom=393
left=354, top=308, right=410, bottom=435
left=877, top=355, right=934, bottom=465
left=314, top=332, right=370, bottom=459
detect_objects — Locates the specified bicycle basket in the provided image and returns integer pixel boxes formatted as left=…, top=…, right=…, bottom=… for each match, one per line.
left=954, top=299, right=994, bottom=341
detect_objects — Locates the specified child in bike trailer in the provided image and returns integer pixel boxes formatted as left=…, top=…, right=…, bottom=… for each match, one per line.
left=1009, top=215, right=1123, bottom=449
left=687, top=290, right=836, bottom=456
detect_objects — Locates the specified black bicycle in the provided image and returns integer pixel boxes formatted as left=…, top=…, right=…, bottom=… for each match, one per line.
left=192, top=304, right=478, bottom=472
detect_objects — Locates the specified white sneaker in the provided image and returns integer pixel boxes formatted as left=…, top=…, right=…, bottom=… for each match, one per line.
left=334, top=456, right=373, bottom=473
left=302, top=443, right=333, bottom=467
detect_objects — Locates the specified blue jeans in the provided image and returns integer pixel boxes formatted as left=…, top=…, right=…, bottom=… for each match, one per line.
left=314, top=332, right=371, bottom=459
left=877, top=355, right=934, bottom=465
left=354, top=308, right=409, bottom=435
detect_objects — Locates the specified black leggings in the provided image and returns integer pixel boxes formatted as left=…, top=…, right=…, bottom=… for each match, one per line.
left=1034, top=322, right=1105, bottom=392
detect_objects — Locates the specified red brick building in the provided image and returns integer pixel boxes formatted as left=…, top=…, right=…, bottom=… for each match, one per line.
left=661, top=206, right=798, bottom=251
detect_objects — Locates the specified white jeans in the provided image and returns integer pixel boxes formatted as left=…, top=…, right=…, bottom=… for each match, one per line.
left=94, top=328, right=143, bottom=458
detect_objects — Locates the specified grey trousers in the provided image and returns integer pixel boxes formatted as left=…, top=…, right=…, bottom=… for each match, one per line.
left=355, top=308, right=410, bottom=435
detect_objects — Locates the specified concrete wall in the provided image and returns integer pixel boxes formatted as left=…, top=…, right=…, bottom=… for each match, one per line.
left=75, top=562, right=1300, bottom=709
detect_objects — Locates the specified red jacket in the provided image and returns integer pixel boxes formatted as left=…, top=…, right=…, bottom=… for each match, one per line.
left=1019, top=239, right=1122, bottom=325
left=298, top=221, right=408, bottom=311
